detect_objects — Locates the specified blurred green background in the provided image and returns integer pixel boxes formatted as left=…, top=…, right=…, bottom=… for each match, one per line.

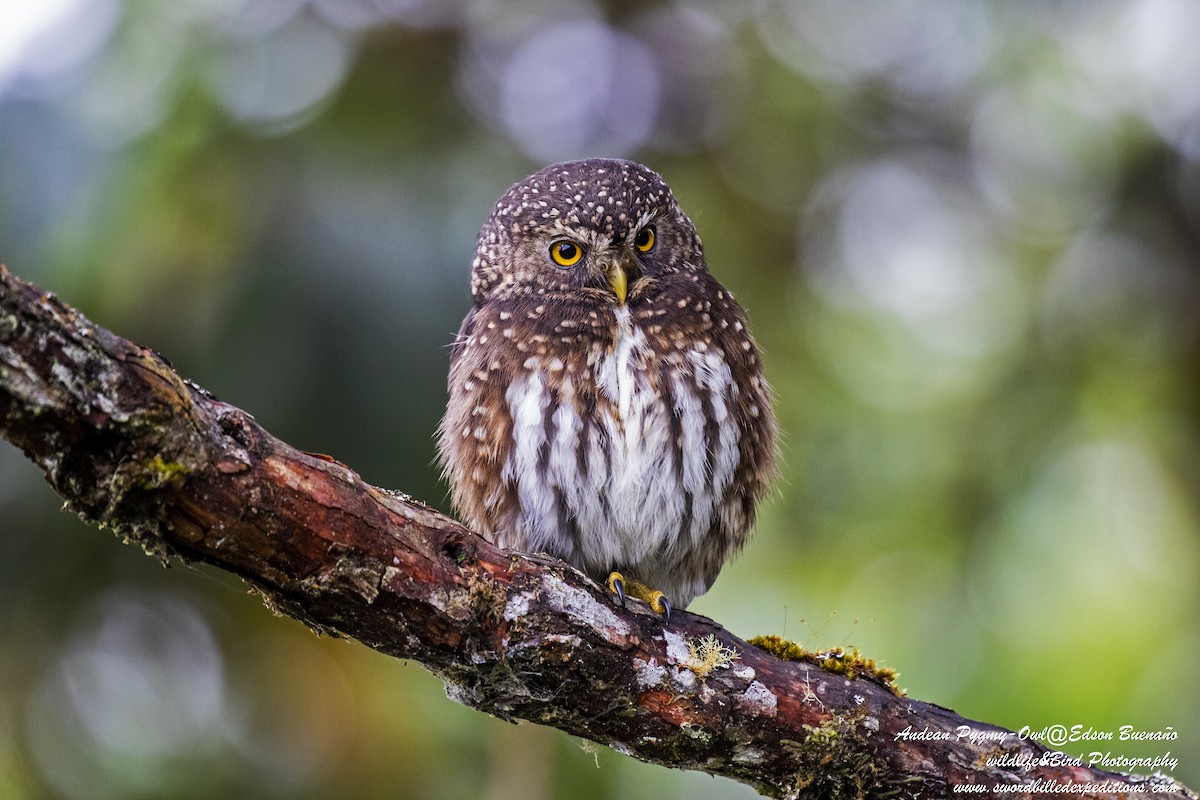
left=2, top=1, right=1198, bottom=798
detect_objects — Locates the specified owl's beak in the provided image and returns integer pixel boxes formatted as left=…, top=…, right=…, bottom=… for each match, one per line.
left=604, top=258, right=634, bottom=304
left=607, top=264, right=628, bottom=304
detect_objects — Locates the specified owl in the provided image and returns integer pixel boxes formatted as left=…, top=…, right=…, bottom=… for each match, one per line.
left=437, top=159, right=776, bottom=619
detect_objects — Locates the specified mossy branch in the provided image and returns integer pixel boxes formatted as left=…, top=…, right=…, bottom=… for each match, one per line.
left=0, top=264, right=1192, bottom=800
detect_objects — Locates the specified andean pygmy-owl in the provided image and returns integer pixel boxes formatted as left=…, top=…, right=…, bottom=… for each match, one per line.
left=438, top=159, right=776, bottom=619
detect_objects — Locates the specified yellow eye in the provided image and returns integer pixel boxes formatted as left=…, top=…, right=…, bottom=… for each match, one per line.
left=550, top=240, right=584, bottom=267
left=634, top=225, right=655, bottom=252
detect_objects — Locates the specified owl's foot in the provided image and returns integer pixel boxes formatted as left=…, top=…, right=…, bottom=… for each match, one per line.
left=605, top=572, right=671, bottom=624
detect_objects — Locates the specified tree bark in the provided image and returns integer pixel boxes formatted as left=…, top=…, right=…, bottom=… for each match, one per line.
left=0, top=263, right=1192, bottom=800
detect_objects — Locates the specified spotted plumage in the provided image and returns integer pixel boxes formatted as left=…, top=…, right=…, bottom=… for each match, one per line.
left=438, top=159, right=776, bottom=610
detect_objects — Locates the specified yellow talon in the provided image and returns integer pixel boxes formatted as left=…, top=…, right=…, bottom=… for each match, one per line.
left=604, top=572, right=670, bottom=623
left=647, top=591, right=671, bottom=624
left=647, top=591, right=667, bottom=614
left=606, top=572, right=627, bottom=606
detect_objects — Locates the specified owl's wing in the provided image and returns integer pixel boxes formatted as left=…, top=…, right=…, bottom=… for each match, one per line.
left=446, top=304, right=479, bottom=387
left=437, top=301, right=524, bottom=539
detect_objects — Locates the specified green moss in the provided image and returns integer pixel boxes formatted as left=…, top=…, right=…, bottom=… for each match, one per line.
left=95, top=454, right=194, bottom=563
left=790, top=715, right=889, bottom=800
left=747, top=635, right=904, bottom=696
left=749, top=633, right=807, bottom=661
left=136, top=454, right=193, bottom=490
left=679, top=722, right=714, bottom=745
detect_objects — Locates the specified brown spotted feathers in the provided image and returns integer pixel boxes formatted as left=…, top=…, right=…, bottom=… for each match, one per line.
left=438, top=159, right=776, bottom=609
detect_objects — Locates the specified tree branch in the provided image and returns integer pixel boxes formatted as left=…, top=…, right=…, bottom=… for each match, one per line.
left=0, top=263, right=1192, bottom=800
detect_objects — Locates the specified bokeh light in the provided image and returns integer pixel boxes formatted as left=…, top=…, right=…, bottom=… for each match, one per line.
left=460, top=12, right=660, bottom=161
left=26, top=589, right=232, bottom=800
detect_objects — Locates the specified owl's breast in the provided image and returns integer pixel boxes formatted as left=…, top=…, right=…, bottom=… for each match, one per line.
left=500, top=303, right=741, bottom=582
left=594, top=306, right=652, bottom=426
left=592, top=306, right=668, bottom=529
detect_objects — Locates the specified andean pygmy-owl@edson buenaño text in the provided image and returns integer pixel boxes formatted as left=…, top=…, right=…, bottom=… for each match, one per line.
left=437, top=159, right=777, bottom=619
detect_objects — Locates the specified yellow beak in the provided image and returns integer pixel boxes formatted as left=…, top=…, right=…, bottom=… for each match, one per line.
left=607, top=262, right=628, bottom=305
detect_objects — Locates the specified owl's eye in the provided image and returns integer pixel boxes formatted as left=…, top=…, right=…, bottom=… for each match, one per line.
left=550, top=240, right=584, bottom=268
left=634, top=225, right=656, bottom=253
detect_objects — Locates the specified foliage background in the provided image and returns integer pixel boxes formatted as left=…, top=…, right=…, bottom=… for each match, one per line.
left=2, top=1, right=1198, bottom=798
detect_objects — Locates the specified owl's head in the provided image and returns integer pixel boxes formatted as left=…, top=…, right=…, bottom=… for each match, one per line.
left=470, top=159, right=704, bottom=306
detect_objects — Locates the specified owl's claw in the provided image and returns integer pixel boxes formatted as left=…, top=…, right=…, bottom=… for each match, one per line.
left=651, top=592, right=671, bottom=625
left=605, top=572, right=670, bottom=624
left=606, top=572, right=627, bottom=607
